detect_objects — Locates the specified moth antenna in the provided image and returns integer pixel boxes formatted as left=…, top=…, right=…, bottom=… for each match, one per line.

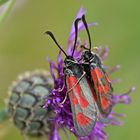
left=81, top=15, right=92, bottom=51
left=71, top=18, right=81, bottom=57
left=45, top=31, right=67, bottom=57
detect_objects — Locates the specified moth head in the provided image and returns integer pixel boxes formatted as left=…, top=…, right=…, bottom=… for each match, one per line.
left=64, top=56, right=75, bottom=67
left=82, top=51, right=94, bottom=62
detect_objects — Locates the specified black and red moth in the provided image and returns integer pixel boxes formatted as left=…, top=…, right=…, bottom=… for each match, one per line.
left=80, top=15, right=113, bottom=117
left=45, top=17, right=99, bottom=137
left=45, top=15, right=113, bottom=137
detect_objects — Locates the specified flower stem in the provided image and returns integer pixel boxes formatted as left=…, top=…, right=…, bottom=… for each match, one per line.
left=0, top=0, right=17, bottom=23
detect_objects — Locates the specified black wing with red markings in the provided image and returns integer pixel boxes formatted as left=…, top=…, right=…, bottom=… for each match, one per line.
left=83, top=53, right=113, bottom=116
left=65, top=63, right=98, bottom=137
left=90, top=63, right=113, bottom=116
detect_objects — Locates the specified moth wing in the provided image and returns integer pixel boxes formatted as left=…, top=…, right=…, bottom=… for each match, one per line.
left=90, top=66, right=113, bottom=116
left=66, top=75, right=97, bottom=137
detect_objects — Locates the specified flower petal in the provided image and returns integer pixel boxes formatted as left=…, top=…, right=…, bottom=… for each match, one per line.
left=49, top=124, right=61, bottom=140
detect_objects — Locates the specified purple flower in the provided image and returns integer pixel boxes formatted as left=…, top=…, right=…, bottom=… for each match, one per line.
left=44, top=8, right=135, bottom=140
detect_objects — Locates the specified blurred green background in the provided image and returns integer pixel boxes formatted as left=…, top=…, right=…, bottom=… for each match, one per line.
left=0, top=0, right=139, bottom=140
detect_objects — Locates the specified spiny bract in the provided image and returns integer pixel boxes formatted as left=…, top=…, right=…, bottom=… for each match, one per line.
left=6, top=70, right=54, bottom=137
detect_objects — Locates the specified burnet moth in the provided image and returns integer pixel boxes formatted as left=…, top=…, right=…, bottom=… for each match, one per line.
left=45, top=17, right=98, bottom=137
left=80, top=15, right=113, bottom=117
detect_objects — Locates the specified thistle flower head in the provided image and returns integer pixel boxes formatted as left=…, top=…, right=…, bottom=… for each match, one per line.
left=7, top=70, right=54, bottom=137
left=44, top=8, right=135, bottom=140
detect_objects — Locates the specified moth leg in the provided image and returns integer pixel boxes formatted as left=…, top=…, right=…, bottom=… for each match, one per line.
left=58, top=82, right=65, bottom=92
left=59, top=75, right=67, bottom=105
left=59, top=92, right=68, bottom=105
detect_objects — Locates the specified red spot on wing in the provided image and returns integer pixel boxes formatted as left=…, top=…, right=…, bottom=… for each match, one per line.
left=76, top=112, right=91, bottom=126
left=91, top=69, right=98, bottom=84
left=79, top=97, right=89, bottom=108
left=66, top=76, right=72, bottom=94
left=101, top=98, right=111, bottom=110
left=94, top=67, right=102, bottom=78
left=66, top=76, right=89, bottom=108
left=72, top=97, right=78, bottom=105
left=91, top=67, right=102, bottom=84
left=104, top=85, right=109, bottom=93
left=97, top=85, right=108, bottom=94
left=97, top=86, right=102, bottom=94
left=66, top=76, right=75, bottom=104
left=97, top=85, right=110, bottom=110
